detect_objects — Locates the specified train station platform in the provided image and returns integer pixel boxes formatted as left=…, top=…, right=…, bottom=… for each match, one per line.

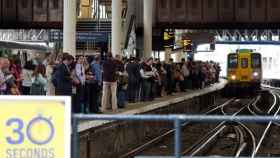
left=78, top=79, right=227, bottom=132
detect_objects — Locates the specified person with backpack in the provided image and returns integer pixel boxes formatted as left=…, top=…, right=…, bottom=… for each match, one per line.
left=30, top=64, right=47, bottom=95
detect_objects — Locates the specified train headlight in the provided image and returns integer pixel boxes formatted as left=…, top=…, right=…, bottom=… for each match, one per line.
left=231, top=75, right=236, bottom=80
left=253, top=72, right=259, bottom=77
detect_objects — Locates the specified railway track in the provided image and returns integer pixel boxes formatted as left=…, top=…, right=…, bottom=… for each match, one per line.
left=186, top=90, right=280, bottom=158
left=182, top=97, right=257, bottom=157
left=119, top=98, right=235, bottom=158
left=252, top=90, right=280, bottom=157
left=120, top=97, right=260, bottom=158
left=120, top=88, right=280, bottom=158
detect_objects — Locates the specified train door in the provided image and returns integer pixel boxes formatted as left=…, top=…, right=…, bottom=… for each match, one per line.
left=238, top=53, right=251, bottom=82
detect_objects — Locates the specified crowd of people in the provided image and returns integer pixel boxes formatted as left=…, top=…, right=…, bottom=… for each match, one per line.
left=0, top=53, right=221, bottom=113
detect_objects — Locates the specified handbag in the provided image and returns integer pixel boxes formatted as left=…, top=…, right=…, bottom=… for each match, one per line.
left=10, top=85, right=20, bottom=95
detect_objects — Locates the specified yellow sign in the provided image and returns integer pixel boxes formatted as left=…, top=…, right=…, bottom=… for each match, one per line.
left=164, top=32, right=173, bottom=40
left=183, top=39, right=192, bottom=46
left=0, top=96, right=71, bottom=158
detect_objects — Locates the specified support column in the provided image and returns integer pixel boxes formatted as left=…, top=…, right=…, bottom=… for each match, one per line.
left=165, top=48, right=172, bottom=62
left=175, top=51, right=184, bottom=63
left=143, top=0, right=153, bottom=58
left=63, top=0, right=77, bottom=56
left=112, top=0, right=122, bottom=57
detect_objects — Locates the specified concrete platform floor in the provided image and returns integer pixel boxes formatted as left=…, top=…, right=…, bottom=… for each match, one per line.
left=78, top=80, right=227, bottom=132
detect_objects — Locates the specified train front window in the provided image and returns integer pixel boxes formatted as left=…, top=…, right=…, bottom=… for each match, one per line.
left=241, top=58, right=248, bottom=68
left=252, top=54, right=261, bottom=68
left=228, top=54, right=238, bottom=68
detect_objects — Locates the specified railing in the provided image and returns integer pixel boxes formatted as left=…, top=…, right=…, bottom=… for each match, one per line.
left=136, top=157, right=280, bottom=158
left=136, top=157, right=279, bottom=158
left=72, top=114, right=280, bottom=158
left=262, top=79, right=280, bottom=89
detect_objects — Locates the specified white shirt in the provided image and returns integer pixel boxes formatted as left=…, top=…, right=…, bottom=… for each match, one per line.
left=75, top=64, right=86, bottom=85
left=21, top=69, right=33, bottom=87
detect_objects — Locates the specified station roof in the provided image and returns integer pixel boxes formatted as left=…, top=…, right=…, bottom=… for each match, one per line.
left=0, top=41, right=52, bottom=52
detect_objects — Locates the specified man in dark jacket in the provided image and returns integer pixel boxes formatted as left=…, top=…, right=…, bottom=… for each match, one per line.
left=54, top=53, right=73, bottom=96
left=101, top=53, right=118, bottom=112
left=165, top=58, right=175, bottom=95
left=126, top=57, right=140, bottom=103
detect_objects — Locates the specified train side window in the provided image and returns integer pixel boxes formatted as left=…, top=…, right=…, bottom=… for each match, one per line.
left=241, top=58, right=248, bottom=68
left=228, top=54, right=238, bottom=68
left=252, top=54, right=261, bottom=68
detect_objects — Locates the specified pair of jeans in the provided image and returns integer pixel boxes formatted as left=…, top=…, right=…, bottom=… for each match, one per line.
left=166, top=77, right=175, bottom=94
left=0, top=90, right=5, bottom=95
left=87, top=82, right=101, bottom=113
left=117, top=85, right=127, bottom=108
left=101, top=82, right=117, bottom=112
left=127, top=79, right=138, bottom=102
left=142, top=79, right=151, bottom=101
left=21, top=86, right=31, bottom=95
left=74, top=84, right=86, bottom=113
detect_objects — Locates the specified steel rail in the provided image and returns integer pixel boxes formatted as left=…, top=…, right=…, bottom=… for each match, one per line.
left=234, top=126, right=246, bottom=158
left=247, top=95, right=262, bottom=116
left=189, top=125, right=227, bottom=156
left=266, top=89, right=280, bottom=127
left=235, top=143, right=247, bottom=158
left=251, top=96, right=263, bottom=114
left=237, top=122, right=257, bottom=158
left=205, top=98, right=235, bottom=115
left=181, top=122, right=227, bottom=155
left=267, top=92, right=277, bottom=114
left=247, top=92, right=279, bottom=128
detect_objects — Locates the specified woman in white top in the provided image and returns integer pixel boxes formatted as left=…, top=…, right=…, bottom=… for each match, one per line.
left=20, top=61, right=35, bottom=95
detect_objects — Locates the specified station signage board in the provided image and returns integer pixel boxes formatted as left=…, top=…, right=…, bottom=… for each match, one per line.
left=50, top=31, right=108, bottom=42
left=182, top=32, right=215, bottom=44
left=0, top=96, right=71, bottom=158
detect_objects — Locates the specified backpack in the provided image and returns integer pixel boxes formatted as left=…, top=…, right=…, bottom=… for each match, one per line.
left=30, top=77, right=45, bottom=95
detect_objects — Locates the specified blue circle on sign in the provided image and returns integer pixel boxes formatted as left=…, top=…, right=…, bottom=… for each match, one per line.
left=26, top=116, right=55, bottom=145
